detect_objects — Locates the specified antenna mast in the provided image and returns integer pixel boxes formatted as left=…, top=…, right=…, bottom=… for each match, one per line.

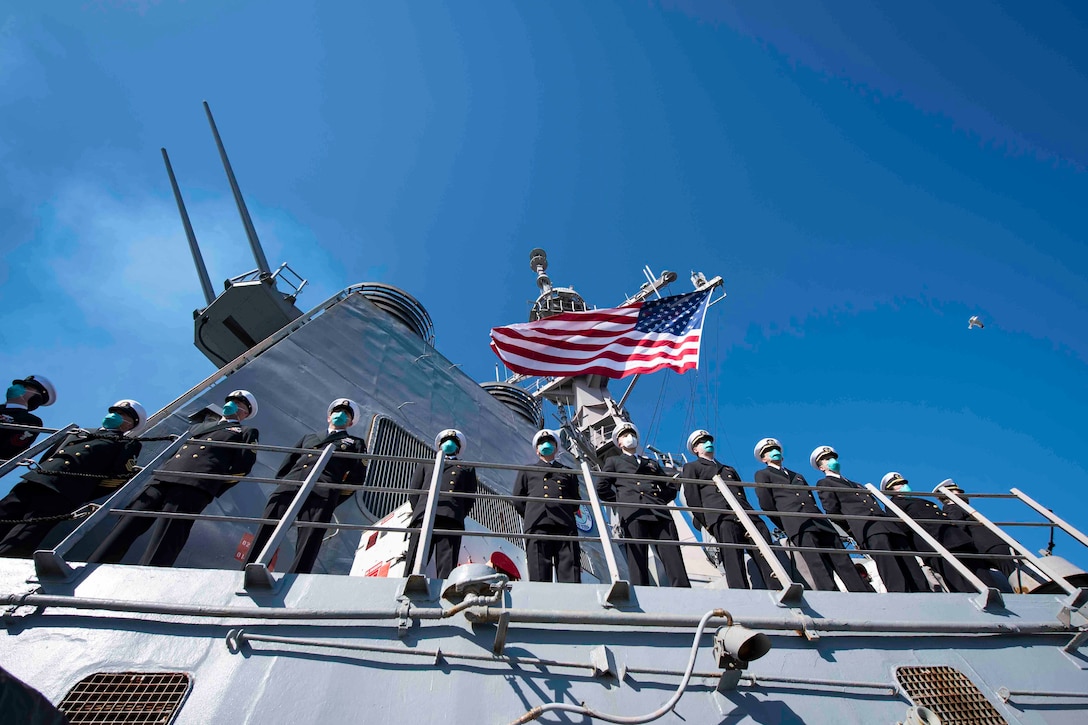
left=203, top=100, right=272, bottom=275
left=162, top=147, right=215, bottom=306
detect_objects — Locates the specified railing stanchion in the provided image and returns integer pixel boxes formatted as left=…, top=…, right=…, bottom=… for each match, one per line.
left=34, top=433, right=193, bottom=580
left=712, top=475, right=804, bottom=606
left=936, top=485, right=1087, bottom=606
left=865, top=484, right=1003, bottom=611
left=579, top=459, right=629, bottom=605
left=403, top=450, right=448, bottom=595
left=244, top=444, right=335, bottom=590
left=1010, top=488, right=1088, bottom=549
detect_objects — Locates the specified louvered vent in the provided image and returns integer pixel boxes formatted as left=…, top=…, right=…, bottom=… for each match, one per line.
left=58, top=672, right=190, bottom=724
left=895, top=665, right=1007, bottom=725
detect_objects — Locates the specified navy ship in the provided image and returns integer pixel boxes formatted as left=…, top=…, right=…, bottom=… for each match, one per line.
left=2, top=108, right=1087, bottom=725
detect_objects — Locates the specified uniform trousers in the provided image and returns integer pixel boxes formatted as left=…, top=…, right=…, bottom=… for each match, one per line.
left=709, top=519, right=782, bottom=590
left=930, top=548, right=1008, bottom=593
left=791, top=529, right=867, bottom=592
left=526, top=525, right=580, bottom=583
left=90, top=483, right=212, bottom=567
left=621, top=517, right=690, bottom=587
left=404, top=516, right=464, bottom=579
left=865, top=532, right=930, bottom=593
left=246, top=489, right=339, bottom=574
left=0, top=482, right=75, bottom=557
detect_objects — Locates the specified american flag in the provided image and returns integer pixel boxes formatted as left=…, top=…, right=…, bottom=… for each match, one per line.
left=489, top=288, right=713, bottom=379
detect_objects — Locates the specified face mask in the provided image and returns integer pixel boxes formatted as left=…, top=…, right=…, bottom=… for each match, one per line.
left=898, top=484, right=912, bottom=493
left=619, top=434, right=637, bottom=449
left=768, top=450, right=783, bottom=462
left=102, top=412, right=124, bottom=429
left=331, top=411, right=351, bottom=428
left=222, top=401, right=239, bottom=417
left=6, top=384, right=25, bottom=401
left=537, top=441, right=556, bottom=457
left=826, top=458, right=840, bottom=472
left=700, top=440, right=714, bottom=454
left=441, top=439, right=460, bottom=456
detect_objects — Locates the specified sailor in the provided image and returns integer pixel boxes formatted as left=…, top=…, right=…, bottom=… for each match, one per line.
left=512, top=429, right=581, bottom=583
left=404, top=429, right=478, bottom=579
left=0, top=400, right=143, bottom=557
left=753, top=438, right=867, bottom=592
left=880, top=472, right=996, bottom=593
left=1, top=375, right=56, bottom=462
left=89, top=390, right=259, bottom=567
left=681, top=429, right=780, bottom=589
left=933, top=479, right=1015, bottom=583
left=811, top=445, right=928, bottom=593
left=597, top=422, right=690, bottom=588
left=244, top=399, right=368, bottom=574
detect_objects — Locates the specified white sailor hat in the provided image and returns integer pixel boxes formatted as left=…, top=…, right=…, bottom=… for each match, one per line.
left=109, top=399, right=147, bottom=430
left=687, top=429, right=713, bottom=452
left=809, top=445, right=837, bottom=470
left=880, top=472, right=907, bottom=491
left=532, top=429, right=560, bottom=447
left=328, top=398, right=361, bottom=423
left=753, top=437, right=781, bottom=461
left=225, top=389, right=258, bottom=417
left=932, top=478, right=962, bottom=494
left=435, top=428, right=466, bottom=452
left=611, top=421, right=640, bottom=447
left=13, top=374, right=56, bottom=410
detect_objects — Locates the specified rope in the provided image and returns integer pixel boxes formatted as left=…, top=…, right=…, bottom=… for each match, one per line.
left=0, top=503, right=99, bottom=525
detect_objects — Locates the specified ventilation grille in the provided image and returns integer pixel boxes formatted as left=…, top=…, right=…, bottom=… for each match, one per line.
left=356, top=284, right=434, bottom=345
left=58, top=672, right=190, bottom=724
left=479, top=382, right=543, bottom=427
left=363, top=416, right=524, bottom=550
left=895, top=665, right=1007, bottom=725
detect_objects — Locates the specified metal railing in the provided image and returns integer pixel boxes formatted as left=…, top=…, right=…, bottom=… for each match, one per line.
left=7, top=427, right=1086, bottom=612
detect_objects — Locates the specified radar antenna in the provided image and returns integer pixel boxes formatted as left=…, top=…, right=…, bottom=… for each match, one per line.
left=161, top=147, right=215, bottom=307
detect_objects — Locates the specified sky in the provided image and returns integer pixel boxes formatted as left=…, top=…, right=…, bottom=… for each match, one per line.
left=1, top=1, right=1086, bottom=569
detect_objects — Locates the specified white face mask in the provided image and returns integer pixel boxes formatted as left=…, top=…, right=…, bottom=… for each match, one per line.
left=619, top=434, right=637, bottom=450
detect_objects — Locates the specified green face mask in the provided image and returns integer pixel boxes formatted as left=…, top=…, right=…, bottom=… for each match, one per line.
left=102, top=412, right=124, bottom=429
left=768, top=450, right=783, bottom=462
left=701, top=440, right=714, bottom=454
left=331, top=411, right=351, bottom=428
left=537, top=441, right=556, bottom=457
left=222, top=401, right=239, bottom=417
left=826, top=458, right=840, bottom=472
left=6, top=384, right=26, bottom=401
left=441, top=439, right=460, bottom=456
left=899, top=484, right=912, bottom=493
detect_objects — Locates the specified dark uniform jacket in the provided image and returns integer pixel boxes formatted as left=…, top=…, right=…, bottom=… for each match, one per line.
left=272, top=430, right=368, bottom=502
left=754, top=465, right=836, bottom=540
left=597, top=453, right=676, bottom=522
left=1, top=405, right=43, bottom=460
left=154, top=419, right=259, bottom=496
left=942, top=501, right=1010, bottom=555
left=889, top=495, right=973, bottom=551
left=816, top=474, right=904, bottom=542
left=512, top=459, right=580, bottom=533
left=408, top=459, right=478, bottom=524
left=681, top=458, right=759, bottom=530
left=20, top=429, right=142, bottom=504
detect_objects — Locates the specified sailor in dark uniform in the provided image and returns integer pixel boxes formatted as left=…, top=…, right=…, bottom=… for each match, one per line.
left=880, top=472, right=996, bottom=593
left=681, top=429, right=781, bottom=589
left=597, top=421, right=690, bottom=588
left=90, top=390, right=259, bottom=567
left=404, top=429, right=478, bottom=579
left=512, top=429, right=581, bottom=583
left=0, top=400, right=144, bottom=556
left=753, top=438, right=867, bottom=592
left=933, top=479, right=1015, bottom=586
left=244, top=398, right=368, bottom=574
left=1, top=375, right=57, bottom=462
left=810, top=445, right=928, bottom=593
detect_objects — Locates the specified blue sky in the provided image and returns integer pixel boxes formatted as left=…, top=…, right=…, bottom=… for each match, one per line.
left=2, top=2, right=1086, bottom=568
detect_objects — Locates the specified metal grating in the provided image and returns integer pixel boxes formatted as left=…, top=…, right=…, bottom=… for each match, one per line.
left=363, top=416, right=434, bottom=518
left=895, top=666, right=1007, bottom=725
left=472, top=481, right=525, bottom=550
left=58, top=672, right=190, bottom=724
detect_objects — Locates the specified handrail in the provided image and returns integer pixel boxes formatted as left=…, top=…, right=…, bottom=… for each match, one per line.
left=1011, top=488, right=1088, bottom=549
left=578, top=458, right=626, bottom=601
left=34, top=432, right=192, bottom=580
left=0, top=424, right=78, bottom=479
left=404, top=449, right=450, bottom=594
left=866, top=483, right=1002, bottom=610
left=244, top=444, right=335, bottom=589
